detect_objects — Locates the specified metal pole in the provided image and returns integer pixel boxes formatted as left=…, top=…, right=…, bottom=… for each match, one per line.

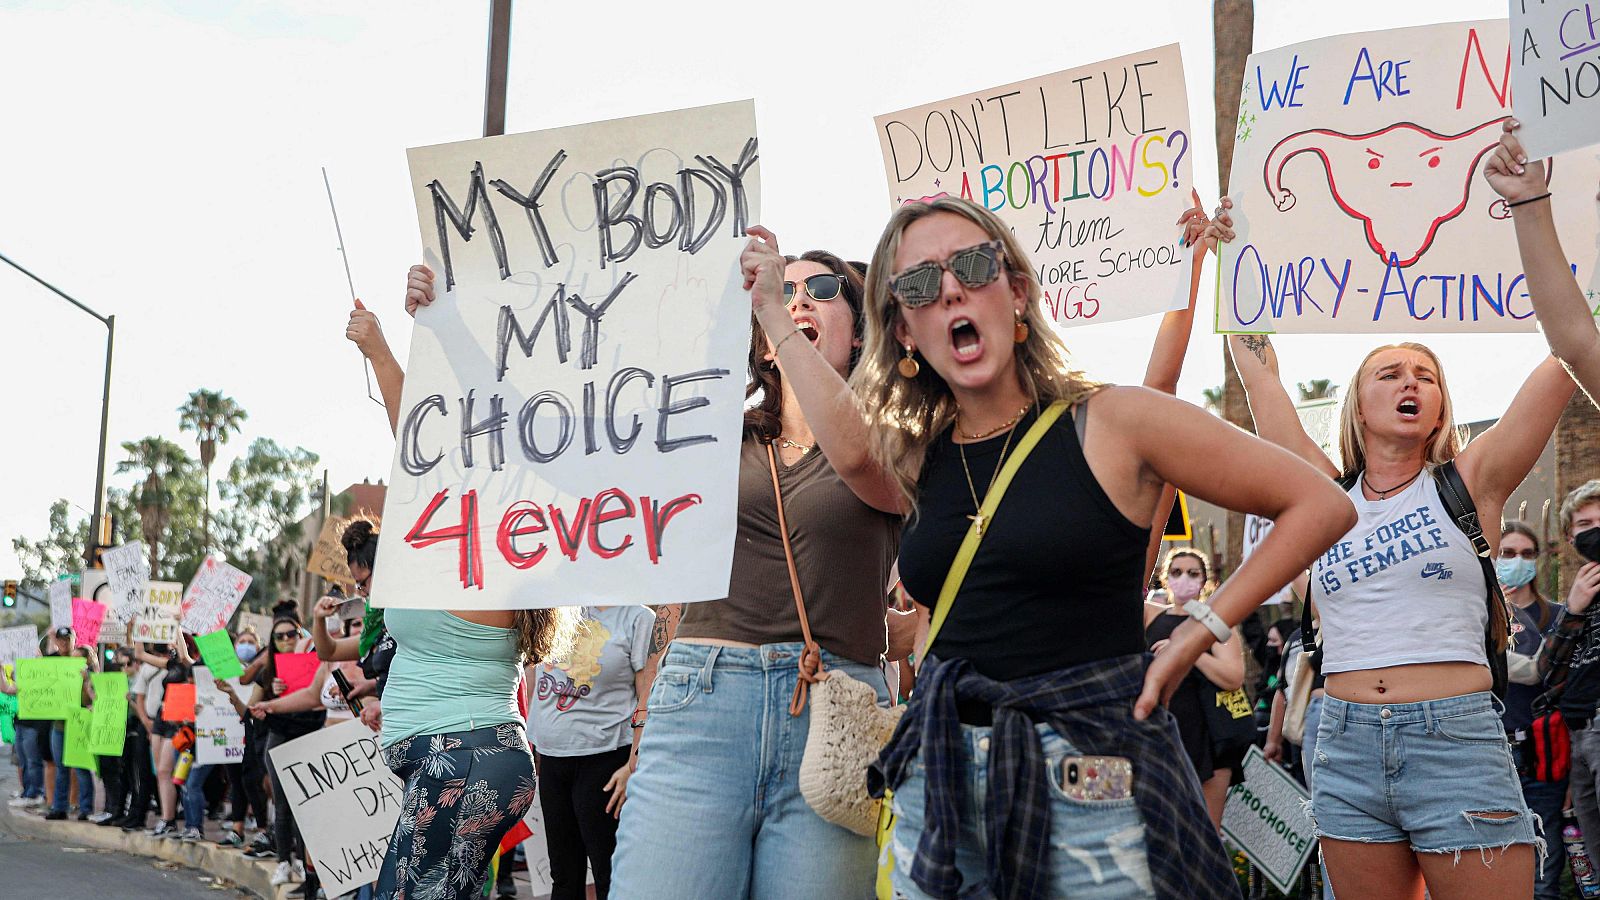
left=483, top=0, right=513, bottom=137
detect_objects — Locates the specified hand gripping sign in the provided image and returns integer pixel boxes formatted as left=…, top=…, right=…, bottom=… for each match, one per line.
left=1216, top=19, right=1600, bottom=334
left=374, top=101, right=755, bottom=611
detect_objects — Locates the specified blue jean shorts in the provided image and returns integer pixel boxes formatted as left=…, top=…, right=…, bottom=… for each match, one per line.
left=1309, top=691, right=1539, bottom=856
left=884, top=722, right=1152, bottom=899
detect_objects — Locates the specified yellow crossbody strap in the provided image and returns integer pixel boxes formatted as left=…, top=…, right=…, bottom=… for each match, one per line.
left=919, top=400, right=1067, bottom=659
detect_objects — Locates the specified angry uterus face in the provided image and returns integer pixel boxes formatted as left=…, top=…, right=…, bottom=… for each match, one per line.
left=1261, top=118, right=1506, bottom=267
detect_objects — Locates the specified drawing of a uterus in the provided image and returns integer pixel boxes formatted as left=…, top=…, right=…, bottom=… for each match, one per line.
left=1261, top=118, right=1506, bottom=267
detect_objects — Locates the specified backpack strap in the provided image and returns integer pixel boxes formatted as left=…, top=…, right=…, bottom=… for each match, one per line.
left=1432, top=460, right=1510, bottom=698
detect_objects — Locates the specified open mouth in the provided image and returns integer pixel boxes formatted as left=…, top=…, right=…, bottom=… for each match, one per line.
left=1397, top=398, right=1420, bottom=418
left=950, top=317, right=981, bottom=363
left=793, top=317, right=819, bottom=344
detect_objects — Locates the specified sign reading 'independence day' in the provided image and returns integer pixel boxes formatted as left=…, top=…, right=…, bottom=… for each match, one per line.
left=374, top=101, right=756, bottom=610
left=1215, top=20, right=1600, bottom=334
left=875, top=44, right=1197, bottom=327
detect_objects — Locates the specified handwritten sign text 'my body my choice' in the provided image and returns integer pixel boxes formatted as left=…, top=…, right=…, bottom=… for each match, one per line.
left=374, top=101, right=756, bottom=610
left=1216, top=19, right=1600, bottom=334
left=875, top=44, right=1196, bottom=327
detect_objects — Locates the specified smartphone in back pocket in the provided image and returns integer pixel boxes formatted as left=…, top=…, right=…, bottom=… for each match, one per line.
left=1057, top=755, right=1134, bottom=802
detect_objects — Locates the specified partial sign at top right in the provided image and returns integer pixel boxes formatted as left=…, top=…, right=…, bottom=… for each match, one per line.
left=1216, top=20, right=1600, bottom=334
left=1512, top=0, right=1600, bottom=158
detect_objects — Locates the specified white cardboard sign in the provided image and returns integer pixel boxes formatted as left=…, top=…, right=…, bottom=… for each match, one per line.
left=102, top=542, right=151, bottom=624
left=194, top=666, right=246, bottom=765
left=1222, top=746, right=1316, bottom=895
left=1216, top=20, right=1600, bottom=334
left=181, top=556, right=252, bottom=635
left=0, top=625, right=39, bottom=668
left=48, top=579, right=72, bottom=630
left=875, top=43, right=1197, bottom=327
left=130, top=581, right=182, bottom=645
left=375, top=101, right=756, bottom=610
left=268, top=718, right=402, bottom=895
left=1511, top=0, right=1600, bottom=157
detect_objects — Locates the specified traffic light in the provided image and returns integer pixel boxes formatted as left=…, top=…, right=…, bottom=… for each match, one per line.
left=3, top=580, right=16, bottom=608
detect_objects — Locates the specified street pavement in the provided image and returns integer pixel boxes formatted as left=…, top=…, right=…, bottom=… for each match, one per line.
left=0, top=818, right=248, bottom=899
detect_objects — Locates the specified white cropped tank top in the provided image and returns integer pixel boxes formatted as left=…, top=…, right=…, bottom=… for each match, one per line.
left=1309, top=469, right=1487, bottom=674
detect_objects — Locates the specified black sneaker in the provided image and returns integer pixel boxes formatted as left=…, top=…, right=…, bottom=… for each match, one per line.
left=44, top=810, right=67, bottom=821
left=119, top=816, right=147, bottom=832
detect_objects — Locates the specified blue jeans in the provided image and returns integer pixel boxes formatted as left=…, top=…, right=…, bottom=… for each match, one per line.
left=611, top=642, right=891, bottom=900
left=15, top=722, right=45, bottom=798
left=884, top=722, right=1152, bottom=899
left=1513, top=744, right=1568, bottom=900
left=49, top=728, right=94, bottom=815
left=182, top=763, right=215, bottom=830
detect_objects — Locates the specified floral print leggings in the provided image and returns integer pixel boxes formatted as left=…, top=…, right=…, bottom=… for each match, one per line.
left=377, top=723, right=536, bottom=900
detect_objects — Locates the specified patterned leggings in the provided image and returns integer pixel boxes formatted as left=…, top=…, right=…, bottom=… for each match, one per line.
left=377, top=723, right=536, bottom=900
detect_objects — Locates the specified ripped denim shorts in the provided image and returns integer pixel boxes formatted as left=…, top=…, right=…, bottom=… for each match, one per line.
left=1308, top=691, right=1541, bottom=859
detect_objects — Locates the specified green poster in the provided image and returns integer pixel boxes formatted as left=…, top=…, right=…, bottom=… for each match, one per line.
left=89, top=672, right=128, bottom=756
left=63, top=707, right=97, bottom=771
left=16, top=657, right=85, bottom=720
left=0, top=692, right=16, bottom=744
left=194, top=628, right=243, bottom=681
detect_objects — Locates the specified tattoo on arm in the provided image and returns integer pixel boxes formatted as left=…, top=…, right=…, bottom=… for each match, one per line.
left=648, top=604, right=680, bottom=656
left=1240, top=334, right=1272, bottom=366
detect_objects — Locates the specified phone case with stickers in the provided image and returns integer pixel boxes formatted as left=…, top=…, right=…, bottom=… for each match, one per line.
left=1057, top=755, right=1133, bottom=802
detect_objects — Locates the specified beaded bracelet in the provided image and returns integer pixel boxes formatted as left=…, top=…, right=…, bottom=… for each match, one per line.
left=1508, top=192, right=1552, bottom=209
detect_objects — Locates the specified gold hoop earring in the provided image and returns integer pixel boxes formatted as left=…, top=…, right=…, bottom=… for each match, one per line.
left=897, top=344, right=920, bottom=378
left=1013, top=309, right=1030, bottom=344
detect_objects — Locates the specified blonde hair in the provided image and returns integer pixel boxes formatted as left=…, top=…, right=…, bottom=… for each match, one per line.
left=1562, top=479, right=1600, bottom=535
left=1160, top=547, right=1216, bottom=600
left=851, top=197, right=1100, bottom=512
left=1337, top=342, right=1464, bottom=478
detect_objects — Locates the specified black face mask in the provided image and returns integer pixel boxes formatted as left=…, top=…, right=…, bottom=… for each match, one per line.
left=1577, top=527, right=1600, bottom=564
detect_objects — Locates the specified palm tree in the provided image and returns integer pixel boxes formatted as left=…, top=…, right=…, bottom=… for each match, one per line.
left=116, top=437, right=193, bottom=574
left=178, top=389, right=248, bottom=552
left=1215, top=0, right=1255, bottom=575
left=1201, top=386, right=1225, bottom=413
left=1297, top=379, right=1337, bottom=402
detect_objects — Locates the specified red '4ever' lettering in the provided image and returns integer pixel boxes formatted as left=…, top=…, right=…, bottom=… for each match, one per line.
left=407, top=487, right=702, bottom=589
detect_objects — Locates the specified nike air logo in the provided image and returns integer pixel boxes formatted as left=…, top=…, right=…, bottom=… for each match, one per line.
left=1420, top=562, right=1454, bottom=580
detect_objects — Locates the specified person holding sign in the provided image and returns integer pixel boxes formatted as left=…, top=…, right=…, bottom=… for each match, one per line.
left=1485, top=119, right=1600, bottom=408
left=246, top=616, right=326, bottom=886
left=43, top=629, right=95, bottom=821
left=1207, top=201, right=1575, bottom=898
left=741, top=198, right=1354, bottom=900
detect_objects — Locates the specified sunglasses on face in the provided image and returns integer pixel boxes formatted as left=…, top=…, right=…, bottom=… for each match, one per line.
left=783, top=274, right=845, bottom=303
left=272, top=632, right=298, bottom=641
left=1497, top=548, right=1538, bottom=560
left=888, top=240, right=1005, bottom=308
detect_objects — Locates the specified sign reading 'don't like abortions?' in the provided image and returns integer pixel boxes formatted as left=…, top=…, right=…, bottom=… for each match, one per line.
left=269, top=718, right=403, bottom=895
left=375, top=101, right=757, bottom=610
left=0, top=625, right=39, bottom=668
left=1511, top=0, right=1600, bottom=158
left=1216, top=20, right=1600, bottom=334
left=875, top=44, right=1196, bottom=327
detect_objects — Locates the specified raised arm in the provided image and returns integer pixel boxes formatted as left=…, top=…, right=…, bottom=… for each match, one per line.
left=347, top=298, right=405, bottom=436
left=742, top=227, right=904, bottom=514
left=311, top=594, right=361, bottom=662
left=1485, top=121, right=1600, bottom=404
left=1143, top=191, right=1211, bottom=394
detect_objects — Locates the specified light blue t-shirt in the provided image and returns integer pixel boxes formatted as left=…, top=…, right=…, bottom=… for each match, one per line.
left=526, top=605, right=654, bottom=757
left=379, top=608, right=522, bottom=749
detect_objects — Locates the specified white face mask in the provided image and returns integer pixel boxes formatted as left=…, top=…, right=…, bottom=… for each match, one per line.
left=1167, top=573, right=1204, bottom=604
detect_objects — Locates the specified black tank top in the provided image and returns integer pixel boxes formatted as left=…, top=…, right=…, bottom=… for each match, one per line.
left=899, top=403, right=1149, bottom=681
left=1146, top=611, right=1211, bottom=777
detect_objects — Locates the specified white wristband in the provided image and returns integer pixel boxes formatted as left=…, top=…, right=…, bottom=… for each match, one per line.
left=1183, top=600, right=1232, bottom=643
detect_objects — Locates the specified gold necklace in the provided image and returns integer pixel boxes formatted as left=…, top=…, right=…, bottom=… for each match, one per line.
left=777, top=436, right=812, bottom=456
left=956, top=403, right=1031, bottom=441
left=958, top=422, right=1020, bottom=537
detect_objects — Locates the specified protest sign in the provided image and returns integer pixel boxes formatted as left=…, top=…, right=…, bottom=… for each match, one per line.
left=876, top=44, right=1197, bottom=327
left=376, top=100, right=756, bottom=611
left=1216, top=20, right=1600, bottom=334
left=0, top=625, right=39, bottom=667
left=161, top=682, right=196, bottom=722
left=49, top=579, right=72, bottom=630
left=63, top=707, right=97, bottom=770
left=194, top=628, right=244, bottom=680
left=275, top=651, right=319, bottom=694
left=194, top=666, right=246, bottom=765
left=102, top=541, right=150, bottom=623
left=0, top=693, right=15, bottom=745
left=99, top=618, right=126, bottom=646
left=268, top=718, right=403, bottom=895
left=88, top=672, right=128, bottom=756
left=1242, top=516, right=1293, bottom=606
left=72, top=598, right=108, bottom=647
left=309, top=516, right=356, bottom=586
left=16, top=656, right=86, bottom=719
left=237, top=611, right=273, bottom=643
left=131, top=581, right=182, bottom=644
left=181, top=556, right=251, bottom=635
left=1222, top=746, right=1315, bottom=894
left=1511, top=0, right=1600, bottom=157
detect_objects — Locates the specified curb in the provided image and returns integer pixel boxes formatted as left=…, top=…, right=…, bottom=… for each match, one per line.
left=0, top=802, right=289, bottom=900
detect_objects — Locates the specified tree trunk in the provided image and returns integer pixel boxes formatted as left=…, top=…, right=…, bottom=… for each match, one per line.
left=1557, top=392, right=1600, bottom=592
left=1214, top=0, right=1255, bottom=577
left=204, top=466, right=212, bottom=553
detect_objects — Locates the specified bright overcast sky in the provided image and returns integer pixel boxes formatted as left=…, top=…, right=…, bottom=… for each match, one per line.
left=0, top=0, right=1552, bottom=580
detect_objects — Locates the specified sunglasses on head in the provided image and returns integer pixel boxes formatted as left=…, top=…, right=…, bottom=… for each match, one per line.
left=888, top=240, right=1005, bottom=308
left=783, top=273, right=845, bottom=303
